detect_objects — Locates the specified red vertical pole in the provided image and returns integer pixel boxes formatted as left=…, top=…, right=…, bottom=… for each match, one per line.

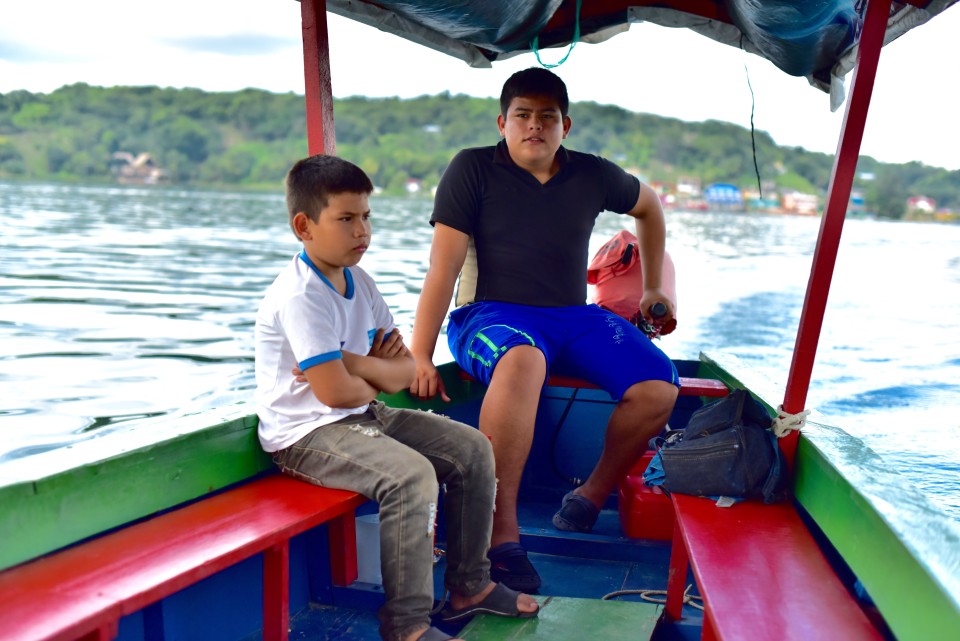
left=780, top=0, right=892, bottom=462
left=328, top=512, right=359, bottom=586
left=263, top=542, right=290, bottom=641
left=665, top=521, right=690, bottom=621
left=300, top=0, right=336, bottom=156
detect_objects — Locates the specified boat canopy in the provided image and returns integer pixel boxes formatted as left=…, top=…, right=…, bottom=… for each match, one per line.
left=326, top=0, right=956, bottom=109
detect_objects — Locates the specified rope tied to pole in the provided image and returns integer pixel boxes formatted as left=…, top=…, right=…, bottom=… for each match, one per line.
left=773, top=405, right=810, bottom=437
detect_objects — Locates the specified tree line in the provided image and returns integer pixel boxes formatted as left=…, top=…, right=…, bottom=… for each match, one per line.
left=1, top=83, right=958, bottom=218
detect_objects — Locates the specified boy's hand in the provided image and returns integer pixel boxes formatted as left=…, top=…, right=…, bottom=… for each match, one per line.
left=292, top=366, right=308, bottom=383
left=369, top=328, right=409, bottom=360
left=409, top=356, right=451, bottom=402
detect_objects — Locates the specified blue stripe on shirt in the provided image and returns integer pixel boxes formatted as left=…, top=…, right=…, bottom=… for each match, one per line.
left=299, top=350, right=342, bottom=371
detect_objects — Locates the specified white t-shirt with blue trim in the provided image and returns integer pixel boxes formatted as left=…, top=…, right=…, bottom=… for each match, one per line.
left=255, top=251, right=394, bottom=452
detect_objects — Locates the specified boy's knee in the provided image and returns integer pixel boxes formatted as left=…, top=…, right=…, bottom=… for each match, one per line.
left=391, top=456, right=439, bottom=503
left=493, top=345, right=546, bottom=382
left=621, top=380, right=678, bottom=414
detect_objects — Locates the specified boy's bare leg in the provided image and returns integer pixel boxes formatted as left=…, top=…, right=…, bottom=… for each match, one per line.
left=478, top=345, right=546, bottom=547
left=573, top=380, right=678, bottom=508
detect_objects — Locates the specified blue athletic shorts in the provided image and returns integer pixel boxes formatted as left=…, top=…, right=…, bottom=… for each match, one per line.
left=447, top=302, right=680, bottom=401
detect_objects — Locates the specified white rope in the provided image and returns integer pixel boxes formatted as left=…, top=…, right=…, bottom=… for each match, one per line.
left=602, top=585, right=704, bottom=611
left=773, top=405, right=810, bottom=437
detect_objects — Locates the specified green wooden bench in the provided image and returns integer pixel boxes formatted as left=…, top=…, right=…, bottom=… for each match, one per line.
left=460, top=596, right=660, bottom=640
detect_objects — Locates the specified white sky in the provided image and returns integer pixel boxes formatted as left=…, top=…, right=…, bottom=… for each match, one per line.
left=1, top=1, right=958, bottom=170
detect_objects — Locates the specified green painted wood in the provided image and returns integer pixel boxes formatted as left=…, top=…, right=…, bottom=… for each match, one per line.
left=377, top=361, right=486, bottom=410
left=700, top=351, right=960, bottom=641
left=459, top=596, right=659, bottom=640
left=0, top=362, right=481, bottom=572
left=0, top=404, right=272, bottom=571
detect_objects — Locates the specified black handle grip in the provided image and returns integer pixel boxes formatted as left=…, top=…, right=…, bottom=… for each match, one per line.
left=650, top=302, right=667, bottom=319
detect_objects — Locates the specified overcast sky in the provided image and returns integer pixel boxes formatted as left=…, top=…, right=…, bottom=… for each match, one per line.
left=1, top=1, right=958, bottom=170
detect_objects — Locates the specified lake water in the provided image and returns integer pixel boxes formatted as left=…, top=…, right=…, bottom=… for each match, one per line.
left=2, top=181, right=958, bottom=520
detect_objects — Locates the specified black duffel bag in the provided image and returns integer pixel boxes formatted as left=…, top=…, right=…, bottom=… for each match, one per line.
left=643, top=389, right=789, bottom=503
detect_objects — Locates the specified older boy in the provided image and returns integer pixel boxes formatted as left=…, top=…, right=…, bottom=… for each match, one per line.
left=255, top=155, right=537, bottom=641
left=409, top=69, right=680, bottom=593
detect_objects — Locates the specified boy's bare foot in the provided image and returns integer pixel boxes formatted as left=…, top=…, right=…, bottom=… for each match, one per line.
left=448, top=581, right=539, bottom=614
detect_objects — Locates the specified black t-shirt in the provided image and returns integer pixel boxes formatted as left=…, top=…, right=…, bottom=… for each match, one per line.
left=431, top=140, right=641, bottom=307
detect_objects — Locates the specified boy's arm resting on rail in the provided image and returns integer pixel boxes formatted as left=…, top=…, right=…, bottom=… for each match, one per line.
left=628, top=182, right=675, bottom=323
left=410, top=223, right=469, bottom=401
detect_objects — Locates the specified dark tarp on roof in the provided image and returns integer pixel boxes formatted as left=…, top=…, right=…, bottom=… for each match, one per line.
left=326, top=0, right=957, bottom=109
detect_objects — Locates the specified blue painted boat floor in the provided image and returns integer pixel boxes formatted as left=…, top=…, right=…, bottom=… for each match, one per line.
left=283, top=499, right=702, bottom=640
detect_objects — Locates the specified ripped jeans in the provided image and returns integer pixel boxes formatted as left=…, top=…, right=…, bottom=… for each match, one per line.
left=271, top=400, right=496, bottom=641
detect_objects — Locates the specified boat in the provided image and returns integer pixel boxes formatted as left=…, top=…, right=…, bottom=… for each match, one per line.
left=2, top=1, right=959, bottom=640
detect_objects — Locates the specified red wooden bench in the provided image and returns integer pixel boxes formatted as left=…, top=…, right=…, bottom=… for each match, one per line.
left=665, top=494, right=884, bottom=640
left=0, top=474, right=366, bottom=641
left=461, top=370, right=730, bottom=398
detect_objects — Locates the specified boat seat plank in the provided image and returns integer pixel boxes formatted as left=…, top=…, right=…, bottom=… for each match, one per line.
left=461, top=371, right=730, bottom=397
left=0, top=474, right=366, bottom=641
left=460, top=596, right=659, bottom=640
left=666, top=494, right=884, bottom=640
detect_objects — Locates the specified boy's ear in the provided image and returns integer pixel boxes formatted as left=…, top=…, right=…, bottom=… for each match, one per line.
left=562, top=115, right=572, bottom=139
left=497, top=113, right=506, bottom=137
left=292, top=212, right=311, bottom=240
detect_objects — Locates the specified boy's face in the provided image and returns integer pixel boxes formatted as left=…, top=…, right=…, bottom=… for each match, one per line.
left=497, top=95, right=571, bottom=171
left=294, top=192, right=371, bottom=276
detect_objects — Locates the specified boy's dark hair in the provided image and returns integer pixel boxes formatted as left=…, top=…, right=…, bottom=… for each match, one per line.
left=499, top=67, right=569, bottom=117
left=285, top=154, right=373, bottom=238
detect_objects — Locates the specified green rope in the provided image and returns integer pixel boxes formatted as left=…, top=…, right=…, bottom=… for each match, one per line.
left=530, top=0, right=582, bottom=68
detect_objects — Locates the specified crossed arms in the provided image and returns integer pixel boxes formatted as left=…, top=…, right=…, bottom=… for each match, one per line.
left=302, top=329, right=414, bottom=409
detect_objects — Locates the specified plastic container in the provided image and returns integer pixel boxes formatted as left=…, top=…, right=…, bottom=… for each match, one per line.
left=355, top=512, right=382, bottom=584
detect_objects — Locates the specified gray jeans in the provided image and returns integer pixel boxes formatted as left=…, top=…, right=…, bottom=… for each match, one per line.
left=271, top=401, right=496, bottom=641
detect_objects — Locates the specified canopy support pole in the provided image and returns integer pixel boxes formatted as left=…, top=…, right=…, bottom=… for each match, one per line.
left=301, top=0, right=336, bottom=156
left=779, top=0, right=892, bottom=463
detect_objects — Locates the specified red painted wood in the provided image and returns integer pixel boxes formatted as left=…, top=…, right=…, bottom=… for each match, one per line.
left=460, top=370, right=729, bottom=397
left=77, top=621, right=118, bottom=641
left=0, top=475, right=365, bottom=641
left=782, top=0, right=892, bottom=421
left=300, top=0, right=336, bottom=155
left=668, top=494, right=884, bottom=640
left=665, top=519, right=689, bottom=621
left=264, top=541, right=290, bottom=641
left=328, top=510, right=359, bottom=586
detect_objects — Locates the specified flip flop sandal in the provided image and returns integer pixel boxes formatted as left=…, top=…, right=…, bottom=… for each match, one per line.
left=415, top=627, right=454, bottom=641
left=552, top=490, right=600, bottom=533
left=439, top=581, right=539, bottom=623
left=487, top=541, right=541, bottom=592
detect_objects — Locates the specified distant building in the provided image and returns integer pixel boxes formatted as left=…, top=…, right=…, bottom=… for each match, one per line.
left=704, top=183, right=743, bottom=210
left=781, top=191, right=819, bottom=215
left=110, top=152, right=168, bottom=185
left=848, top=190, right=867, bottom=215
left=677, top=176, right=701, bottom=197
left=906, top=196, right=936, bottom=213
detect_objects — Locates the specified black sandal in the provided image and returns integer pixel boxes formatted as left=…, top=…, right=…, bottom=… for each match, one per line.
left=487, top=541, right=541, bottom=592
left=439, top=582, right=539, bottom=623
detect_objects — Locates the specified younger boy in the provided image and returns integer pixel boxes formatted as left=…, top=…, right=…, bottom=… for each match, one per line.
left=255, top=155, right=537, bottom=641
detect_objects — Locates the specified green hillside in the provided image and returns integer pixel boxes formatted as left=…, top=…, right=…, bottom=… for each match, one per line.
left=1, top=84, right=958, bottom=218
